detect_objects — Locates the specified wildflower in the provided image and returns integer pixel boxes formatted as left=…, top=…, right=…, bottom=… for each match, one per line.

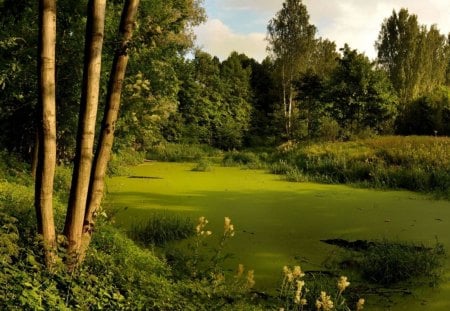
left=300, top=298, right=307, bottom=306
left=224, top=217, right=231, bottom=229
left=246, top=270, right=255, bottom=288
left=286, top=272, right=294, bottom=283
left=224, top=217, right=235, bottom=237
left=356, top=298, right=365, bottom=311
left=337, top=276, right=350, bottom=294
left=236, top=264, right=244, bottom=278
left=316, top=291, right=333, bottom=311
left=296, top=280, right=305, bottom=292
left=283, top=266, right=290, bottom=275
left=293, top=265, right=305, bottom=278
left=196, top=216, right=209, bottom=235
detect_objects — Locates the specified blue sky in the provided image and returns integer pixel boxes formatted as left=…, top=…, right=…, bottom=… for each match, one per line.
left=194, top=0, right=450, bottom=62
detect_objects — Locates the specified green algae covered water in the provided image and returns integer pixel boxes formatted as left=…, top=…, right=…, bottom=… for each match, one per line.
left=106, top=162, right=450, bottom=310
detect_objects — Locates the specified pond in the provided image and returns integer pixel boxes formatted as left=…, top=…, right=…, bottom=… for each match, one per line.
left=106, top=162, right=450, bottom=310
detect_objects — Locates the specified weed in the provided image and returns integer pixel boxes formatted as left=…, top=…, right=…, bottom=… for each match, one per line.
left=128, top=212, right=195, bottom=246
left=191, top=159, right=213, bottom=172
left=359, top=239, right=445, bottom=286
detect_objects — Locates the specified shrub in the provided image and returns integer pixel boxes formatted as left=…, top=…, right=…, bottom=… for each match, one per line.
left=269, top=160, right=294, bottom=175
left=284, top=167, right=308, bottom=182
left=191, top=159, right=213, bottom=172
left=222, top=151, right=265, bottom=168
left=108, top=148, right=145, bottom=176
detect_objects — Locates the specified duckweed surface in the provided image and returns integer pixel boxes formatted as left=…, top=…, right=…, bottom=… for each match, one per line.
left=107, top=162, right=450, bottom=310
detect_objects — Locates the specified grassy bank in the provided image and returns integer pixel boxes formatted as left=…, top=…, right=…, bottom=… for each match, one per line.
left=270, top=136, right=450, bottom=197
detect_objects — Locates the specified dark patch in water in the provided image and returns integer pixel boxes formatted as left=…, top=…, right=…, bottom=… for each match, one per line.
left=128, top=176, right=163, bottom=179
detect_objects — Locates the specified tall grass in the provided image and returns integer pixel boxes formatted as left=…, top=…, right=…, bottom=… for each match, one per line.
left=271, top=136, right=450, bottom=197
left=128, top=212, right=195, bottom=246
left=146, top=143, right=222, bottom=162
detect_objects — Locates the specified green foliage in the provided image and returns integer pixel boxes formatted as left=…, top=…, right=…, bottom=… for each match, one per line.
left=272, top=136, right=450, bottom=196
left=128, top=213, right=195, bottom=246
left=147, top=142, right=222, bottom=162
left=376, top=8, right=449, bottom=103
left=354, top=240, right=445, bottom=286
left=191, top=159, right=213, bottom=172
left=107, top=148, right=145, bottom=176
left=174, top=51, right=253, bottom=149
left=222, top=150, right=265, bottom=169
left=396, top=86, right=450, bottom=136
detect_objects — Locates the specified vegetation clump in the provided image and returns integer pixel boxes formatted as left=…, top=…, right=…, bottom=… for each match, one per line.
left=272, top=136, right=450, bottom=197
left=128, top=213, right=195, bottom=246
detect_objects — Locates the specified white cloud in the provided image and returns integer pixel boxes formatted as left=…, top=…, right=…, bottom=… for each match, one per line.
left=220, top=0, right=282, bottom=12
left=194, top=19, right=267, bottom=61
left=195, top=1, right=450, bottom=61
left=304, top=0, right=450, bottom=59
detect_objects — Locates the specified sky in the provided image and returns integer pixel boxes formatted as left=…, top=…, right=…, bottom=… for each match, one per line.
left=193, top=0, right=450, bottom=62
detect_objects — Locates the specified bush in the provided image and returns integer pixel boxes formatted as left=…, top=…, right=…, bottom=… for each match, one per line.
left=108, top=148, right=145, bottom=176
left=222, top=151, right=265, bottom=168
left=191, top=159, right=213, bottom=172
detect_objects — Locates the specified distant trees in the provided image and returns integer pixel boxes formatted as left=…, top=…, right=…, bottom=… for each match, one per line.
left=267, top=0, right=316, bottom=138
left=376, top=8, right=450, bottom=135
left=174, top=51, right=252, bottom=149
left=327, top=45, right=397, bottom=135
left=376, top=8, right=449, bottom=103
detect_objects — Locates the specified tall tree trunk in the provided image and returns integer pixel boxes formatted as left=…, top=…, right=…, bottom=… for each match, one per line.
left=36, top=0, right=57, bottom=270
left=64, top=0, right=106, bottom=269
left=80, top=0, right=140, bottom=260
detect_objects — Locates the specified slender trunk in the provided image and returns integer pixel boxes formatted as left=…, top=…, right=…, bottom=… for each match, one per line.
left=64, top=0, right=106, bottom=268
left=80, top=0, right=140, bottom=260
left=288, top=80, right=293, bottom=138
left=282, top=62, right=288, bottom=137
left=31, top=130, right=39, bottom=179
left=36, top=0, right=57, bottom=270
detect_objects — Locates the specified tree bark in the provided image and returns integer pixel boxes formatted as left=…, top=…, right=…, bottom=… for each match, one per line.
left=64, top=0, right=106, bottom=269
left=36, top=0, right=57, bottom=269
left=80, top=0, right=140, bottom=260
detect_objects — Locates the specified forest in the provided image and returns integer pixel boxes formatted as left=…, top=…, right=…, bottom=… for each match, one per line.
left=1, top=0, right=450, bottom=310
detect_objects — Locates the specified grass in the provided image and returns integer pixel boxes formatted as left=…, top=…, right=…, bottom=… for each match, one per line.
left=359, top=239, right=445, bottom=286
left=128, top=212, right=195, bottom=246
left=146, top=142, right=222, bottom=162
left=106, top=161, right=450, bottom=311
left=272, top=136, right=450, bottom=197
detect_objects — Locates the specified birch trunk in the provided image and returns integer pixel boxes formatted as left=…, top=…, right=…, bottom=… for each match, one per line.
left=80, top=0, right=140, bottom=260
left=36, top=0, right=57, bottom=269
left=64, top=0, right=106, bottom=268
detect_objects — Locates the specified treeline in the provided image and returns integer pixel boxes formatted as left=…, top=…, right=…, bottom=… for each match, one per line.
left=1, top=0, right=450, bottom=161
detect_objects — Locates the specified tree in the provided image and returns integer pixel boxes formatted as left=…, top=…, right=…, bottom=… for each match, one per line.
left=376, top=9, right=449, bottom=103
left=267, top=0, right=316, bottom=138
left=294, top=39, right=339, bottom=139
left=328, top=45, right=397, bottom=135
left=64, top=0, right=107, bottom=267
left=29, top=0, right=143, bottom=270
left=35, top=0, right=57, bottom=269
left=82, top=0, right=140, bottom=259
